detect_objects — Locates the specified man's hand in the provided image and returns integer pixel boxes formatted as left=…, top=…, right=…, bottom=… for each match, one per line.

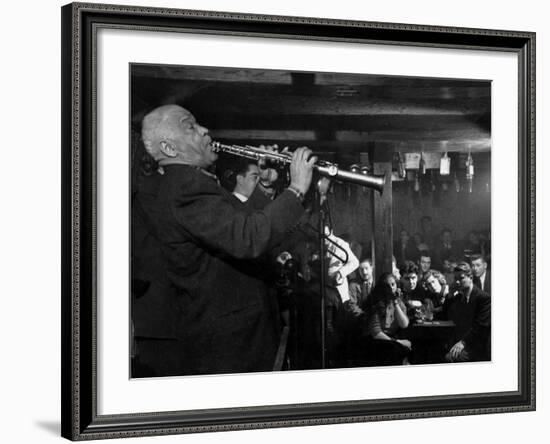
left=449, top=340, right=465, bottom=361
left=396, top=339, right=412, bottom=350
left=289, top=147, right=316, bottom=195
left=258, top=144, right=282, bottom=187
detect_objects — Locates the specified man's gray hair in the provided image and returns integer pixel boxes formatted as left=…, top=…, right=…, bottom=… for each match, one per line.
left=141, top=104, right=181, bottom=160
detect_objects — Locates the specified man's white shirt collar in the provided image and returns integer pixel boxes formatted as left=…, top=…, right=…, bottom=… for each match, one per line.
left=232, top=192, right=249, bottom=202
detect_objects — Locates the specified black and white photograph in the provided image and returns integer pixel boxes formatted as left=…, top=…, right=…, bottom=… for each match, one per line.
left=130, top=64, right=492, bottom=377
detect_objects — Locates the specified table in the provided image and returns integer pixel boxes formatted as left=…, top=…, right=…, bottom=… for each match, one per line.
left=406, top=320, right=456, bottom=364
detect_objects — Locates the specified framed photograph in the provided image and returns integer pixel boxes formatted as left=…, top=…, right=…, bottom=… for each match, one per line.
left=61, top=2, right=535, bottom=440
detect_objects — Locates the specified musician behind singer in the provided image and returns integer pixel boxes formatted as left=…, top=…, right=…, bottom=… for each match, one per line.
left=131, top=104, right=316, bottom=377
left=220, top=157, right=274, bottom=212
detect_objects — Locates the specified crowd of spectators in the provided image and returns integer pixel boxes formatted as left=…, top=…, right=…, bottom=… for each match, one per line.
left=335, top=223, right=492, bottom=367
left=269, top=223, right=491, bottom=369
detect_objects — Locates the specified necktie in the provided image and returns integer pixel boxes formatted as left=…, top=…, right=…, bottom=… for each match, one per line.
left=362, top=281, right=370, bottom=302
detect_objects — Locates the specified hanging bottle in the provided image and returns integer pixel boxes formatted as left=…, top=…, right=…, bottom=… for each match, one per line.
left=419, top=151, right=427, bottom=175
left=414, top=171, right=421, bottom=192
left=440, top=151, right=451, bottom=175
left=465, top=147, right=474, bottom=193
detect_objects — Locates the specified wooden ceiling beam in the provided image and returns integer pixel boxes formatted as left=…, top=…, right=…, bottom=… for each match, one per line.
left=186, top=98, right=488, bottom=117
left=132, top=65, right=489, bottom=90
left=199, top=114, right=488, bottom=133
left=132, top=65, right=293, bottom=83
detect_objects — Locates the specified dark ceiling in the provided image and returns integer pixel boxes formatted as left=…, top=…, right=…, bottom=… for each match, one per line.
left=131, top=64, right=491, bottom=161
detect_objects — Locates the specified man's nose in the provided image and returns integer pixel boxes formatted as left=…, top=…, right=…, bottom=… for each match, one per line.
left=198, top=124, right=209, bottom=135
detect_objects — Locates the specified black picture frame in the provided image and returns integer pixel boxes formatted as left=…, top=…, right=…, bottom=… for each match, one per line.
left=61, top=2, right=536, bottom=440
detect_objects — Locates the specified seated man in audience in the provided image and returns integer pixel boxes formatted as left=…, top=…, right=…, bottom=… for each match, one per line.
left=420, top=215, right=436, bottom=251
left=400, top=260, right=425, bottom=320
left=400, top=260, right=423, bottom=303
left=344, top=258, right=373, bottom=365
left=463, top=230, right=484, bottom=258
left=442, top=257, right=458, bottom=289
left=470, top=253, right=491, bottom=295
left=394, top=229, right=419, bottom=269
left=443, top=262, right=491, bottom=362
left=418, top=252, right=432, bottom=281
left=348, top=258, right=374, bottom=317
left=433, top=228, right=461, bottom=269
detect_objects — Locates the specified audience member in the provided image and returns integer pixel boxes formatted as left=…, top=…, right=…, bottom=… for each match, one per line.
left=348, top=258, right=373, bottom=315
left=364, top=273, right=411, bottom=365
left=422, top=269, right=449, bottom=318
left=442, top=257, right=458, bottom=288
left=418, top=253, right=432, bottom=281
left=400, top=260, right=423, bottom=303
left=463, top=230, right=483, bottom=259
left=413, top=232, right=430, bottom=255
left=394, top=229, right=419, bottom=269
left=442, top=262, right=491, bottom=362
left=470, top=253, right=491, bottom=295
left=344, top=258, right=372, bottom=366
left=433, top=228, right=461, bottom=269
left=420, top=215, right=437, bottom=251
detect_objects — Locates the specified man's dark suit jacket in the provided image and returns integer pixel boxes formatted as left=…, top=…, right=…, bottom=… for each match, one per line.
left=473, top=270, right=491, bottom=295
left=132, top=164, right=304, bottom=375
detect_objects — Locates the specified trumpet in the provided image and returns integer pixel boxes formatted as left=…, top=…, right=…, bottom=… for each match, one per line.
left=211, top=141, right=385, bottom=192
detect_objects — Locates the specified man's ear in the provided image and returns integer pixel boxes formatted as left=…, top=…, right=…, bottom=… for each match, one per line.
left=159, top=141, right=178, bottom=158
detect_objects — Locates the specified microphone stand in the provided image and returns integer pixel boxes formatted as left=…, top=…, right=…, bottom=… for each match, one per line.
left=306, top=178, right=349, bottom=370
left=316, top=183, right=329, bottom=370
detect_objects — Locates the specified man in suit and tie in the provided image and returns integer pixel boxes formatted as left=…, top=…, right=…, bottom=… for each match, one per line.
left=219, top=157, right=275, bottom=210
left=470, top=253, right=491, bottom=295
left=230, top=159, right=261, bottom=204
left=348, top=258, right=374, bottom=316
left=443, top=262, right=491, bottom=362
left=344, top=258, right=373, bottom=365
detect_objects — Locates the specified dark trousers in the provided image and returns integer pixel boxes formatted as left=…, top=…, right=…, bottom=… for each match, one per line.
left=366, top=338, right=410, bottom=366
left=132, top=338, right=191, bottom=378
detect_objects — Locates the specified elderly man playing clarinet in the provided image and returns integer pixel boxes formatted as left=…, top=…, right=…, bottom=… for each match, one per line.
left=131, top=104, right=316, bottom=377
